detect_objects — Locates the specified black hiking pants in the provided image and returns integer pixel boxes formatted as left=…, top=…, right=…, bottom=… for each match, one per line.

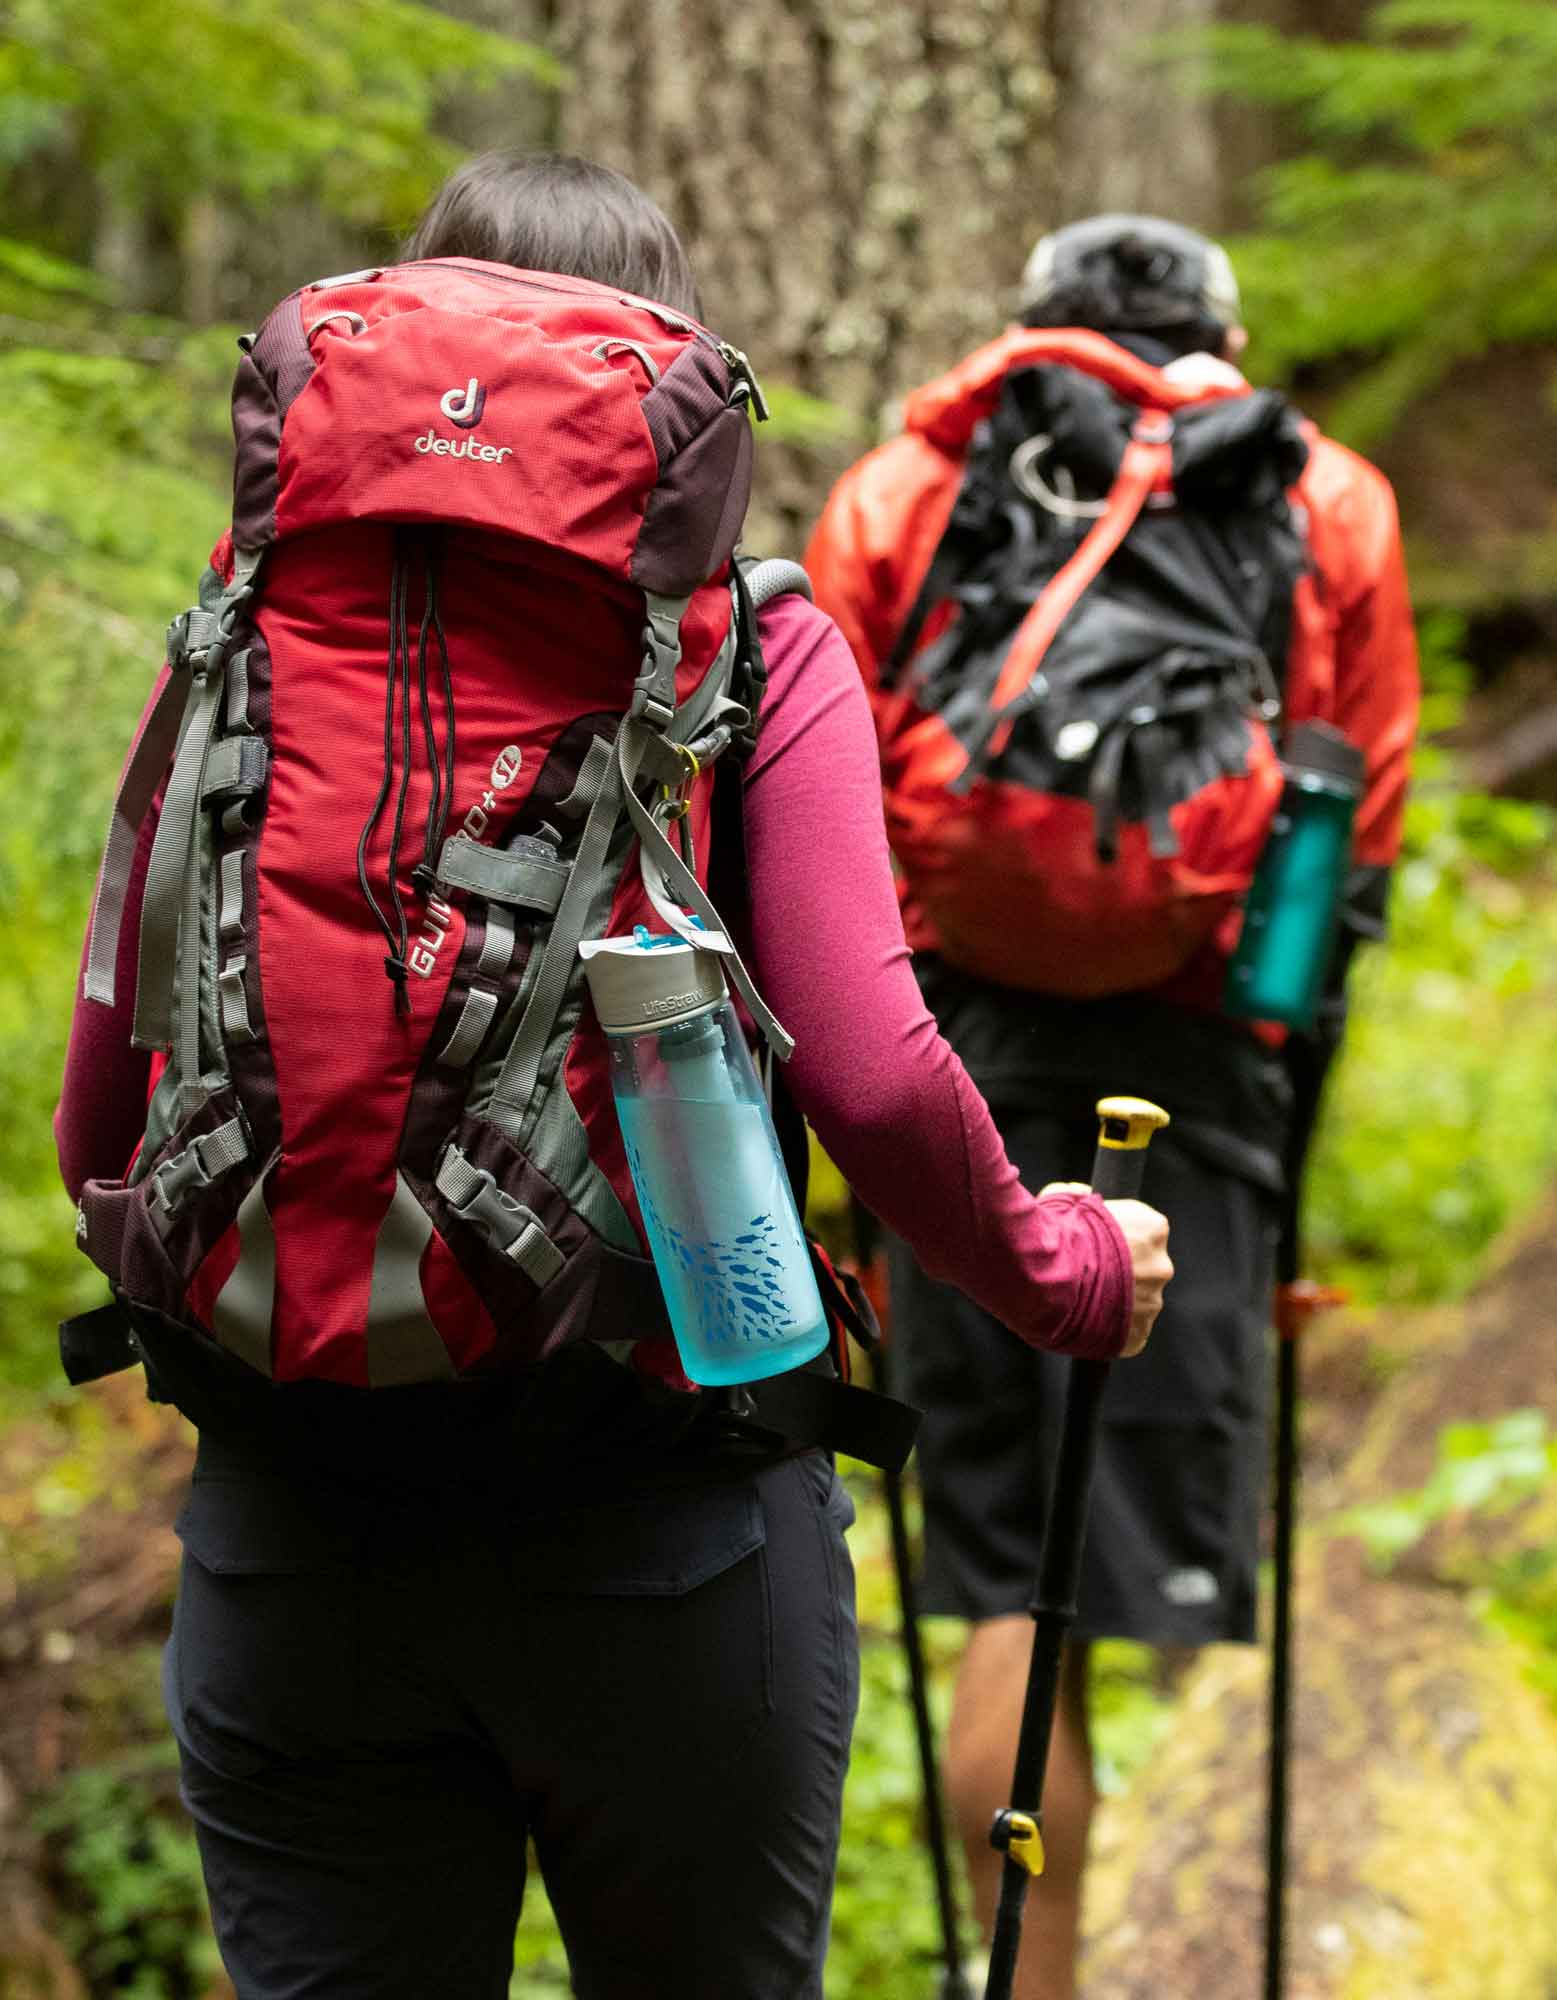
left=163, top=1432, right=858, bottom=1998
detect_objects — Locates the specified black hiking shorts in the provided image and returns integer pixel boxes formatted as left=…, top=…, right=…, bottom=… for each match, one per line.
left=163, top=1432, right=858, bottom=1999
left=892, top=1108, right=1279, bottom=1648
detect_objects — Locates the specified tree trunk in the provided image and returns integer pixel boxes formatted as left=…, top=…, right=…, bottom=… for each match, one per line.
left=549, top=0, right=1057, bottom=544
left=1048, top=0, right=1222, bottom=230
left=1082, top=1206, right=1557, bottom=1998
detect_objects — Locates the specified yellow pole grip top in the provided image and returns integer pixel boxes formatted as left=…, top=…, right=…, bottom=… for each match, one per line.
left=1003, top=1811, right=1046, bottom=1878
left=1094, top=1096, right=1171, bottom=1151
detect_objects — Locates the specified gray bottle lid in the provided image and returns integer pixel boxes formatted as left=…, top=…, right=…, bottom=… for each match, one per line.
left=579, top=930, right=729, bottom=1034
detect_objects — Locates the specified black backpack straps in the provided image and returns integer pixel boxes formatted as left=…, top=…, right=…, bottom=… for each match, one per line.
left=744, top=1366, right=922, bottom=1474
left=881, top=537, right=972, bottom=692
left=58, top=1301, right=142, bottom=1386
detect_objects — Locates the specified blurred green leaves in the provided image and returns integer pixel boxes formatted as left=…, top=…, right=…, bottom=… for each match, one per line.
left=1176, top=0, right=1557, bottom=442
left=1341, top=1409, right=1554, bottom=1567
left=2, top=0, right=560, bottom=239
left=1307, top=756, right=1557, bottom=1301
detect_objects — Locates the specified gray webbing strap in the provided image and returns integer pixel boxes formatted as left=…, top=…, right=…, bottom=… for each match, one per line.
left=486, top=735, right=622, bottom=1131
left=476, top=906, right=515, bottom=980
left=201, top=734, right=268, bottom=806
left=131, top=557, right=260, bottom=1055
left=147, top=1116, right=250, bottom=1234
left=437, top=988, right=498, bottom=1069
left=83, top=669, right=189, bottom=1007
left=225, top=648, right=252, bottom=734
left=178, top=789, right=208, bottom=1090
left=437, top=905, right=516, bottom=1070
left=436, top=837, right=569, bottom=912
left=435, top=1148, right=566, bottom=1287
left=218, top=959, right=256, bottom=1044
left=219, top=850, right=245, bottom=943
left=133, top=667, right=225, bottom=1051
left=630, top=592, right=692, bottom=730
left=618, top=720, right=793, bottom=1061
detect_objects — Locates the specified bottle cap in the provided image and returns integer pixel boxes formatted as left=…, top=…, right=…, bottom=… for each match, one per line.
left=579, top=930, right=729, bottom=1033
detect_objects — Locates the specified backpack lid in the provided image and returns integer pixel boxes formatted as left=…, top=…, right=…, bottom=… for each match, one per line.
left=902, top=327, right=1246, bottom=457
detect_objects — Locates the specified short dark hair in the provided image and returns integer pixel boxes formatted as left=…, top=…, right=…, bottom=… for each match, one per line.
left=405, top=152, right=702, bottom=320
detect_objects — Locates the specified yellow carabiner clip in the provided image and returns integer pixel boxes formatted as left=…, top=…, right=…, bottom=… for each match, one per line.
left=660, top=743, right=702, bottom=821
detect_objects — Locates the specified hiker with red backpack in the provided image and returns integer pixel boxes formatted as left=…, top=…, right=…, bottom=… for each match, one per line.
left=54, top=157, right=1171, bottom=2000
left=807, top=214, right=1419, bottom=1999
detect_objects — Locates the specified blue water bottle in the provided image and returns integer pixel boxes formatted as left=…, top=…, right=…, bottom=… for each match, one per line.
left=579, top=930, right=829, bottom=1386
left=1225, top=720, right=1367, bottom=1031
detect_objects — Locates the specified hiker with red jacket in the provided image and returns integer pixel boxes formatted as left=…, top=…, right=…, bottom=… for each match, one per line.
left=55, top=159, right=1170, bottom=2000
left=807, top=214, right=1419, bottom=1999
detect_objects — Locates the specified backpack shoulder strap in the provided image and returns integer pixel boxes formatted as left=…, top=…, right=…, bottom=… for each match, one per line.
left=951, top=412, right=1175, bottom=790
left=737, top=555, right=813, bottom=611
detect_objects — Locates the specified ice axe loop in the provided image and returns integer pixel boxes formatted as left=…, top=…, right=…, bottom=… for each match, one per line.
left=984, top=1095, right=1170, bottom=2000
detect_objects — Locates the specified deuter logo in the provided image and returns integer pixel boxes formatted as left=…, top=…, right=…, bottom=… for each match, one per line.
left=415, top=430, right=512, bottom=465
left=414, top=374, right=511, bottom=463
left=408, top=745, right=524, bottom=978
left=439, top=376, right=487, bottom=428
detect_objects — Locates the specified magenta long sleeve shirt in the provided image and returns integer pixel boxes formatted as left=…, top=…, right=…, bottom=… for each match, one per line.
left=55, top=595, right=1132, bottom=1363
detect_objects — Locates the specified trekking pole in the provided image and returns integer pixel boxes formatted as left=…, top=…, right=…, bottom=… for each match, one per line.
left=984, top=1096, right=1169, bottom=2000
left=850, top=1203, right=973, bottom=2000
left=1263, top=1262, right=1345, bottom=2000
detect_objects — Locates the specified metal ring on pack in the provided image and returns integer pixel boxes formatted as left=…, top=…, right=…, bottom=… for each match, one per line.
left=1010, top=433, right=1176, bottom=518
left=1010, top=436, right=1108, bottom=521
left=590, top=339, right=662, bottom=386
left=306, top=311, right=367, bottom=340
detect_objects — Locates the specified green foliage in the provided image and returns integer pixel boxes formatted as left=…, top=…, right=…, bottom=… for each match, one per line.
left=1305, top=762, right=1557, bottom=1301
left=2, top=0, right=560, bottom=247
left=1340, top=1409, right=1554, bottom=1566
left=0, top=247, right=235, bottom=1381
left=1177, top=1, right=1557, bottom=441
left=760, top=382, right=867, bottom=453
left=1485, top=1542, right=1557, bottom=1713
left=33, top=1732, right=221, bottom=1999
left=1338, top=1408, right=1557, bottom=1715
left=1300, top=607, right=1557, bottom=1302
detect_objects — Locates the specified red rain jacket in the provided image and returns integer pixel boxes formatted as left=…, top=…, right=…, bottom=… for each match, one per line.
left=805, top=330, right=1421, bottom=1013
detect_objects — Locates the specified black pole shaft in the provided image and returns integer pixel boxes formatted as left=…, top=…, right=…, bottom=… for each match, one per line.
left=1264, top=1319, right=1299, bottom=2000
left=881, top=1454, right=974, bottom=2000
left=984, top=1134, right=1152, bottom=2000
left=855, top=1198, right=971, bottom=2000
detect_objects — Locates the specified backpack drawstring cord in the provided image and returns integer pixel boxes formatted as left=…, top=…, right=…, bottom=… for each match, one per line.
left=356, top=536, right=415, bottom=1015
left=412, top=539, right=457, bottom=897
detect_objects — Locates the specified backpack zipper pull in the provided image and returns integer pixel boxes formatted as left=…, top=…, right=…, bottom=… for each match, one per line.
left=718, top=342, right=770, bottom=422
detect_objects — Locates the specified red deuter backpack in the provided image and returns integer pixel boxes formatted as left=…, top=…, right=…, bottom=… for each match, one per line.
left=70, top=258, right=803, bottom=1396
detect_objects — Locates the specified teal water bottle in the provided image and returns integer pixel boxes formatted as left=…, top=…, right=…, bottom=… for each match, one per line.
left=1225, top=721, right=1366, bottom=1031
left=579, top=930, right=829, bottom=1386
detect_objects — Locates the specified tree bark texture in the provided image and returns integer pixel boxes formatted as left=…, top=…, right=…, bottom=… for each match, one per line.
left=1081, top=1207, right=1557, bottom=1999
left=1048, top=0, right=1222, bottom=231
left=548, top=0, right=1058, bottom=545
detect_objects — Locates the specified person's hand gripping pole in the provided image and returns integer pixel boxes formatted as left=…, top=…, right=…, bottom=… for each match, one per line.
left=983, top=1096, right=1171, bottom=2000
